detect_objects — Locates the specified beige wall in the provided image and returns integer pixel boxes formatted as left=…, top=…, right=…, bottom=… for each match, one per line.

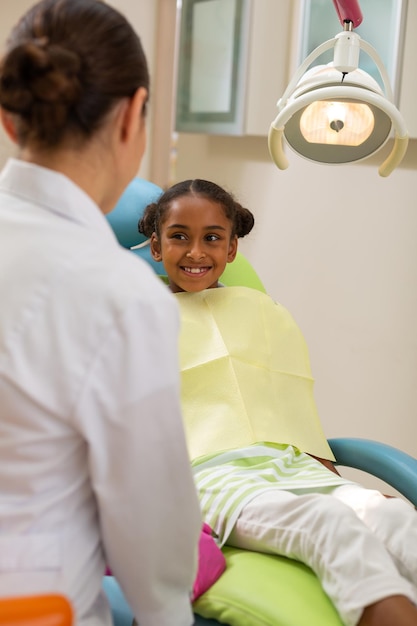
left=106, top=0, right=157, bottom=179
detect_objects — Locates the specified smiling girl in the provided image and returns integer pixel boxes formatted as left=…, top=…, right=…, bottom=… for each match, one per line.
left=139, top=178, right=254, bottom=292
left=139, top=178, right=417, bottom=626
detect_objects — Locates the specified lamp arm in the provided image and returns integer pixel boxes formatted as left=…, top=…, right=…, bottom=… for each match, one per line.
left=359, top=39, right=395, bottom=102
left=279, top=32, right=395, bottom=114
left=332, top=0, right=363, bottom=28
left=276, top=39, right=335, bottom=112
left=277, top=35, right=393, bottom=116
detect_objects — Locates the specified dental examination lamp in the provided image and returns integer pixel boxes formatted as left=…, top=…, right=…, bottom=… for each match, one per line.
left=268, top=0, right=409, bottom=176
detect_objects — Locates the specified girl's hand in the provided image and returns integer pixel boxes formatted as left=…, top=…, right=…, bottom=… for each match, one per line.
left=309, top=454, right=342, bottom=476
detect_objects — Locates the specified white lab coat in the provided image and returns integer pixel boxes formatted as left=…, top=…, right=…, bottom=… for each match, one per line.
left=0, top=159, right=201, bottom=626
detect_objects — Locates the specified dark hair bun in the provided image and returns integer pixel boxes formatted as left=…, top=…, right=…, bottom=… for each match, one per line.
left=0, top=0, right=149, bottom=148
left=0, top=40, right=81, bottom=138
left=235, top=206, right=255, bottom=238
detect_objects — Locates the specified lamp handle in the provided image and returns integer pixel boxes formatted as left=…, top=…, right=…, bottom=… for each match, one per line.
left=268, top=122, right=408, bottom=176
left=379, top=134, right=409, bottom=177
left=268, top=126, right=288, bottom=170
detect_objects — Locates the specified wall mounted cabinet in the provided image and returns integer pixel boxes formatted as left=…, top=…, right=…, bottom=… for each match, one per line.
left=175, top=0, right=292, bottom=136
left=174, top=0, right=416, bottom=139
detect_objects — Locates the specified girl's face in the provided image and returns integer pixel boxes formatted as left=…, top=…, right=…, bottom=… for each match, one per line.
left=150, top=194, right=238, bottom=293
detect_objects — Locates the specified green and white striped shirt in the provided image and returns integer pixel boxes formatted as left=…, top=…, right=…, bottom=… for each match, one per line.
left=192, top=442, right=351, bottom=546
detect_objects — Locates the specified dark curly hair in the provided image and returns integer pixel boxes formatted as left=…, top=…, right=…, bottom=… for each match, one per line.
left=139, top=179, right=254, bottom=240
left=0, top=0, right=149, bottom=147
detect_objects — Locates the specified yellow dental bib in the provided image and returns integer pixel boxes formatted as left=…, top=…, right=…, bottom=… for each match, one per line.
left=176, top=286, right=334, bottom=462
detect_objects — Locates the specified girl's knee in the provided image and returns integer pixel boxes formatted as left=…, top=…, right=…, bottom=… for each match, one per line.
left=303, top=492, right=361, bottom=525
left=366, top=495, right=417, bottom=536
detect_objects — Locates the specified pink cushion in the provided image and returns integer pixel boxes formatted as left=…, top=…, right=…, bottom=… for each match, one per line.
left=192, top=523, right=226, bottom=601
left=104, top=523, right=226, bottom=600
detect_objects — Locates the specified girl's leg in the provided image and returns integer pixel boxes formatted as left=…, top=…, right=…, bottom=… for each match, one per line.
left=331, top=484, right=417, bottom=587
left=359, top=595, right=417, bottom=626
left=227, top=490, right=416, bottom=626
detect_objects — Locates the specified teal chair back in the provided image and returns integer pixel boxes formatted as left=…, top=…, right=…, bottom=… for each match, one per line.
left=106, top=177, right=165, bottom=276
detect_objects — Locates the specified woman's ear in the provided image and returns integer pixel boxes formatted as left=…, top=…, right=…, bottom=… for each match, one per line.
left=0, top=109, right=18, bottom=143
left=120, top=87, right=148, bottom=143
left=227, top=235, right=238, bottom=263
left=150, top=233, right=162, bottom=262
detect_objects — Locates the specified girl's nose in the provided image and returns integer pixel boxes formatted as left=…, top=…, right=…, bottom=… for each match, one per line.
left=186, top=244, right=206, bottom=260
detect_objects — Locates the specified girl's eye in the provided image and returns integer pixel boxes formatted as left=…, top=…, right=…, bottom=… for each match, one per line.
left=206, top=234, right=220, bottom=242
left=171, top=233, right=187, bottom=240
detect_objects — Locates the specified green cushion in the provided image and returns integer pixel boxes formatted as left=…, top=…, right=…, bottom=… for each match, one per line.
left=220, top=252, right=266, bottom=293
left=193, top=547, right=343, bottom=626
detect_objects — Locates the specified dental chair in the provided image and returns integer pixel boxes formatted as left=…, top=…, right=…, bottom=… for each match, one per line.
left=103, top=178, right=417, bottom=626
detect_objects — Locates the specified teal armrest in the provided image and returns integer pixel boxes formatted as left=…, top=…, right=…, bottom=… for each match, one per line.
left=102, top=576, right=133, bottom=626
left=328, top=437, right=417, bottom=506
left=103, top=438, right=417, bottom=626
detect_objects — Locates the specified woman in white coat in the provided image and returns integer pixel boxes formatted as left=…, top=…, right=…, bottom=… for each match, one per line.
left=0, top=1, right=201, bottom=624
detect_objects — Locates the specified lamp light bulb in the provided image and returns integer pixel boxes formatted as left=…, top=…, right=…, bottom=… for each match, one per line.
left=327, top=102, right=346, bottom=132
left=300, top=100, right=375, bottom=146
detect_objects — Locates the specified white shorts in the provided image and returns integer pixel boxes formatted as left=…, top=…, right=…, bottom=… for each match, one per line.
left=228, top=483, right=417, bottom=626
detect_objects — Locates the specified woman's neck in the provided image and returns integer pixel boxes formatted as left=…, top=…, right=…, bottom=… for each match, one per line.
left=18, top=138, right=124, bottom=215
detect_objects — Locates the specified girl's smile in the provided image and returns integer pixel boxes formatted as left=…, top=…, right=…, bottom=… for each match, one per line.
left=182, top=266, right=211, bottom=275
